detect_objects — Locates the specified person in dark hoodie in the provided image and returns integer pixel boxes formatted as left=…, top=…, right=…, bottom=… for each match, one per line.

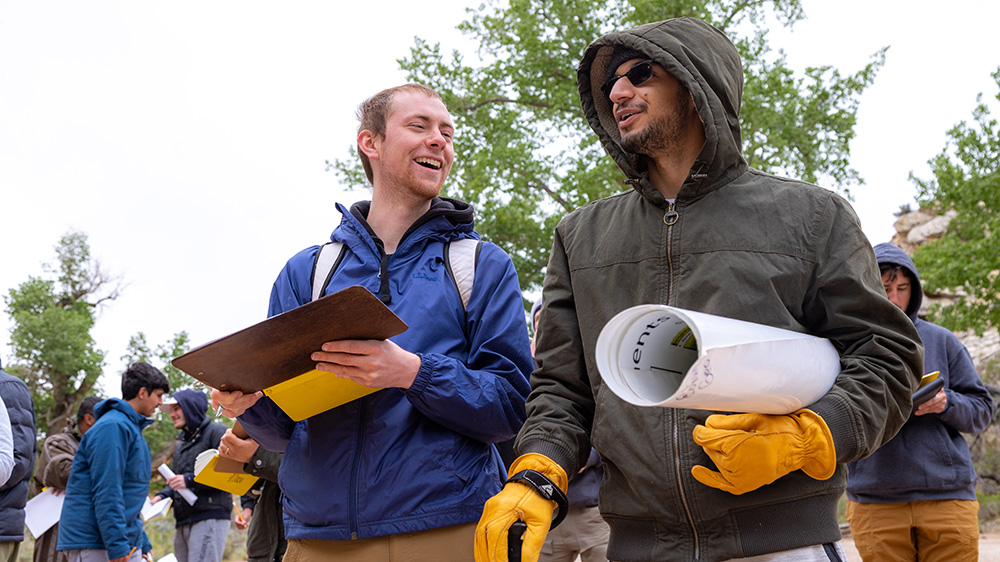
left=475, top=17, right=924, bottom=562
left=151, top=388, right=231, bottom=562
left=0, top=358, right=35, bottom=562
left=58, top=362, right=169, bottom=562
left=845, top=242, right=993, bottom=562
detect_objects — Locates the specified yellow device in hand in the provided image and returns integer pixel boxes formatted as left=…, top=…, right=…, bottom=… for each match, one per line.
left=917, top=371, right=940, bottom=389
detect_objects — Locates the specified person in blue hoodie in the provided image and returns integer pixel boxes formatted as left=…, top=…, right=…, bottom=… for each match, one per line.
left=151, top=388, right=231, bottom=562
left=846, top=242, right=994, bottom=561
left=58, top=362, right=170, bottom=562
left=211, top=83, right=533, bottom=562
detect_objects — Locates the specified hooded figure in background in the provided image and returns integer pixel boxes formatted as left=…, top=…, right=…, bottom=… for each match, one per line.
left=476, top=17, right=923, bottom=562
left=153, top=388, right=231, bottom=562
left=845, top=242, right=993, bottom=562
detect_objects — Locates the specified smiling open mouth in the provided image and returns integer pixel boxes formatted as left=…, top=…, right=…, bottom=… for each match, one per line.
left=415, top=157, right=442, bottom=170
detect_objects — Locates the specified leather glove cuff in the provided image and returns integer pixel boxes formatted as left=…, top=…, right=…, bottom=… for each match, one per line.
left=506, top=469, right=569, bottom=529
left=796, top=409, right=836, bottom=480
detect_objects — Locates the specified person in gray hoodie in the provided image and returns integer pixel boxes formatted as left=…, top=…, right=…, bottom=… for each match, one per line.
left=475, top=17, right=922, bottom=562
left=846, top=243, right=993, bottom=562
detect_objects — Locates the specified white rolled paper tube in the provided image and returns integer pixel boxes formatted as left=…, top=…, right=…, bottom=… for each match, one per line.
left=157, top=463, right=199, bottom=506
left=595, top=305, right=840, bottom=414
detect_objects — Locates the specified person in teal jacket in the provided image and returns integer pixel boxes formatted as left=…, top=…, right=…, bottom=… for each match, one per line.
left=58, top=362, right=170, bottom=562
left=212, top=83, right=533, bottom=562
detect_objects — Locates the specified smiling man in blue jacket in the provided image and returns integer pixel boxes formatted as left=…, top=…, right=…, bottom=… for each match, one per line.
left=846, top=243, right=994, bottom=561
left=212, top=83, right=533, bottom=562
left=58, top=362, right=170, bottom=562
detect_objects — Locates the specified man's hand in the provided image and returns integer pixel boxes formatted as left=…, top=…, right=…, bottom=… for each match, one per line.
left=219, top=429, right=259, bottom=463
left=235, top=507, right=253, bottom=530
left=166, top=475, right=187, bottom=490
left=210, top=388, right=264, bottom=418
left=311, top=339, right=421, bottom=390
left=149, top=495, right=161, bottom=505
left=475, top=453, right=568, bottom=562
left=915, top=388, right=948, bottom=416
left=691, top=408, right=836, bottom=495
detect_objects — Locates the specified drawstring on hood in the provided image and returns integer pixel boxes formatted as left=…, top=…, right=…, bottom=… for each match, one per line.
left=577, top=17, right=747, bottom=205
left=873, top=242, right=923, bottom=320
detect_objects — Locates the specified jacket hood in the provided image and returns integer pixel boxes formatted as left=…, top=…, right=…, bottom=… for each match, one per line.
left=577, top=17, right=747, bottom=205
left=94, top=397, right=154, bottom=429
left=874, top=242, right=923, bottom=320
left=347, top=196, right=475, bottom=240
left=173, top=388, right=209, bottom=436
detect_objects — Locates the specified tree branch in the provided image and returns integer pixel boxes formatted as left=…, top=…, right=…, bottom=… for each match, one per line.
left=463, top=97, right=553, bottom=112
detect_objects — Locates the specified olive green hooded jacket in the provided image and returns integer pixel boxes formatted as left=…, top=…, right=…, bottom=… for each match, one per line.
left=517, top=17, right=923, bottom=562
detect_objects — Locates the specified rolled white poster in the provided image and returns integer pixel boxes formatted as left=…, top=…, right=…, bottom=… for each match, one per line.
left=157, top=463, right=199, bottom=506
left=595, top=305, right=840, bottom=415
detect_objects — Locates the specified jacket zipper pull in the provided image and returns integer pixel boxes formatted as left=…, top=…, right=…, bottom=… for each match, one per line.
left=664, top=202, right=679, bottom=225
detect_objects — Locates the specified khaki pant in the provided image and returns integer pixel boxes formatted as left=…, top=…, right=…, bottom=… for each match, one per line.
left=539, top=506, right=610, bottom=562
left=283, top=522, right=476, bottom=562
left=846, top=499, right=980, bottom=562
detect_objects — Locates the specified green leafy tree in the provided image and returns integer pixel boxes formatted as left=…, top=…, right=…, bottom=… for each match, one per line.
left=3, top=230, right=121, bottom=438
left=330, top=0, right=885, bottom=292
left=911, top=67, right=1000, bottom=334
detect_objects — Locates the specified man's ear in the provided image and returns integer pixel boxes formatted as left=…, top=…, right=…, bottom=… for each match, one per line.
left=358, top=129, right=380, bottom=161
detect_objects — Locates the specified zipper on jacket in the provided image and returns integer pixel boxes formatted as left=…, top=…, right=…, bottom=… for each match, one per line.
left=672, top=409, right=701, bottom=560
left=377, top=252, right=392, bottom=304
left=664, top=202, right=700, bottom=559
left=663, top=201, right=679, bottom=226
left=348, top=397, right=370, bottom=539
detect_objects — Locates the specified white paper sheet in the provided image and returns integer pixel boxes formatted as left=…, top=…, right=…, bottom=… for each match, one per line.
left=24, top=488, right=64, bottom=538
left=141, top=495, right=172, bottom=522
left=596, top=305, right=840, bottom=414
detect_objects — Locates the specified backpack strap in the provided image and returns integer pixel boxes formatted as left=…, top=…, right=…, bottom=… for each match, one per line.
left=445, top=238, right=481, bottom=310
left=311, top=242, right=345, bottom=302
left=311, top=239, right=480, bottom=309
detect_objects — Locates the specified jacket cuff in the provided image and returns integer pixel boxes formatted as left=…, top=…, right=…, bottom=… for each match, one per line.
left=405, top=353, right=432, bottom=396
left=808, top=394, right=859, bottom=463
left=516, top=437, right=580, bottom=478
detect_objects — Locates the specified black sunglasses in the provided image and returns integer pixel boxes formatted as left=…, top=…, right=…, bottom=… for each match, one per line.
left=601, top=60, right=655, bottom=100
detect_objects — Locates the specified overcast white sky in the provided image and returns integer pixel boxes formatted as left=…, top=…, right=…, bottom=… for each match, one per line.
left=2, top=1, right=998, bottom=393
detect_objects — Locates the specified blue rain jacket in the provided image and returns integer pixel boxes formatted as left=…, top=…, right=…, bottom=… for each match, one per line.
left=240, top=197, right=533, bottom=541
left=57, top=398, right=153, bottom=559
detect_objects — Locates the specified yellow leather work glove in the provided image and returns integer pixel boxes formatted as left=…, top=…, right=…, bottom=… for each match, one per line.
left=474, top=453, right=569, bottom=562
left=691, top=408, right=836, bottom=495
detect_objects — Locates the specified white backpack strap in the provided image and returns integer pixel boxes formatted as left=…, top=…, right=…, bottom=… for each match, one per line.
left=445, top=238, right=481, bottom=310
left=311, top=242, right=345, bottom=302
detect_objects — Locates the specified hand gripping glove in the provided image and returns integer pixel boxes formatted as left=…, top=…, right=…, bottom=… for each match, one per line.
left=475, top=453, right=569, bottom=562
left=691, top=408, right=836, bottom=495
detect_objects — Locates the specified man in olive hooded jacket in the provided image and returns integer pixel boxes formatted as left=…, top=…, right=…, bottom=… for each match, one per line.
left=476, top=17, right=923, bottom=562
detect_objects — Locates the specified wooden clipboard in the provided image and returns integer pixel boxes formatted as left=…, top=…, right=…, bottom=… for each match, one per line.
left=171, top=285, right=408, bottom=394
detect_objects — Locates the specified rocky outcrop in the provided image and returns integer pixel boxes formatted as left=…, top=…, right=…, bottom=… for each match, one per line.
left=891, top=208, right=998, bottom=371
